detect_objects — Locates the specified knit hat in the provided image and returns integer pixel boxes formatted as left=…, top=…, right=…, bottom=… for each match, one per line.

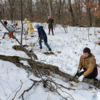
left=16, top=22, right=18, bottom=24
left=4, top=21, right=7, bottom=25
left=48, top=16, right=51, bottom=19
left=35, top=23, right=39, bottom=28
left=24, top=18, right=27, bottom=22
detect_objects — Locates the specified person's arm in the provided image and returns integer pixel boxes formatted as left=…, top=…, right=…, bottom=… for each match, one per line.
left=83, top=58, right=96, bottom=77
left=39, top=28, right=45, bottom=39
left=38, top=30, right=40, bottom=38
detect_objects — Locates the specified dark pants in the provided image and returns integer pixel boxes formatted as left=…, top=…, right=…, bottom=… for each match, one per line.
left=49, top=29, right=54, bottom=35
left=39, top=39, right=51, bottom=50
left=77, top=71, right=97, bottom=79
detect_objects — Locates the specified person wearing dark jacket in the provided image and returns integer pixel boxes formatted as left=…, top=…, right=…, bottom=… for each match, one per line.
left=76, top=47, right=98, bottom=82
left=47, top=16, right=54, bottom=35
left=35, top=23, right=51, bottom=51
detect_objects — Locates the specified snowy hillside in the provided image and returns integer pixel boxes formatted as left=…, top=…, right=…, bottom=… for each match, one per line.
left=0, top=21, right=100, bottom=100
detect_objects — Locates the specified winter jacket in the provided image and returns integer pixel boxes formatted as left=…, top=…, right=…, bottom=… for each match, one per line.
left=7, top=24, right=15, bottom=32
left=28, top=23, right=34, bottom=34
left=78, top=54, right=98, bottom=77
left=47, top=19, right=54, bottom=29
left=37, top=26, right=47, bottom=42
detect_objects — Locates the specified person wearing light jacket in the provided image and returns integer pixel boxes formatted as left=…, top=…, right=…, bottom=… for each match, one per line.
left=76, top=47, right=98, bottom=82
left=4, top=21, right=15, bottom=39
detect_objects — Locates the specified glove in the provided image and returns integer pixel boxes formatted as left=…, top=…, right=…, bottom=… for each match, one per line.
left=75, top=69, right=80, bottom=77
left=78, top=75, right=84, bottom=82
left=77, top=69, right=80, bottom=73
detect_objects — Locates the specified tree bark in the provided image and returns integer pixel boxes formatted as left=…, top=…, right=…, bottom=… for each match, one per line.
left=20, top=0, right=23, bottom=45
left=47, top=0, right=52, bottom=17
left=28, top=0, right=33, bottom=20
left=86, top=0, right=92, bottom=27
left=13, top=45, right=38, bottom=60
left=58, top=0, right=61, bottom=21
left=68, top=0, right=75, bottom=26
left=99, top=0, right=100, bottom=6
left=8, top=0, right=15, bottom=23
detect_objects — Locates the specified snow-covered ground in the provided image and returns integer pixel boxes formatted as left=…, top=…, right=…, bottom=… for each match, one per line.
left=0, top=21, right=100, bottom=100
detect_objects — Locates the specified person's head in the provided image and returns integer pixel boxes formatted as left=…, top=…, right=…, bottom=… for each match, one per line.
left=4, top=21, right=7, bottom=26
left=24, top=18, right=27, bottom=22
left=34, top=23, right=39, bottom=29
left=83, top=47, right=91, bottom=58
left=48, top=16, right=51, bottom=19
left=16, top=22, right=18, bottom=25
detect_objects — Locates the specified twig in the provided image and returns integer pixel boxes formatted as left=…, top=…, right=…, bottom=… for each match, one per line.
left=44, top=77, right=75, bottom=100
left=0, top=82, right=7, bottom=96
left=19, top=79, right=42, bottom=99
left=12, top=80, right=23, bottom=100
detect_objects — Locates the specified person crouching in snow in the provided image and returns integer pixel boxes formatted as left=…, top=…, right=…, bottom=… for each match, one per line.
left=34, top=23, right=52, bottom=51
left=75, top=47, right=98, bottom=82
left=47, top=16, right=54, bottom=35
left=12, top=22, right=18, bottom=29
left=4, top=21, right=15, bottom=39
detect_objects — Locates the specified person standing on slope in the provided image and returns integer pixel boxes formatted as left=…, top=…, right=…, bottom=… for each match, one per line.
left=35, top=23, right=52, bottom=51
left=47, top=16, right=54, bottom=35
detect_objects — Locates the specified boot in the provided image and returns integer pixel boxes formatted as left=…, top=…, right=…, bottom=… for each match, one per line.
left=40, top=47, right=42, bottom=49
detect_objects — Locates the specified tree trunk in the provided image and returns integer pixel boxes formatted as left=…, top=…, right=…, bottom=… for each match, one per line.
left=99, top=0, right=100, bottom=6
left=28, top=0, right=33, bottom=21
left=47, top=0, right=52, bottom=17
left=58, top=0, right=61, bottom=21
left=86, top=0, right=92, bottom=27
left=20, top=0, right=23, bottom=45
left=68, top=0, right=75, bottom=26
left=8, top=0, right=15, bottom=23
left=78, top=0, right=82, bottom=26
left=61, top=0, right=65, bottom=24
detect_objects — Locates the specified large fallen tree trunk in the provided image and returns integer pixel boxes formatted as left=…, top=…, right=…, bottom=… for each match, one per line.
left=0, top=54, right=100, bottom=89
left=13, top=45, right=37, bottom=60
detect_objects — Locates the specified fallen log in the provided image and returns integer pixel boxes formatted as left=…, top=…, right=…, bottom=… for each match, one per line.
left=13, top=45, right=38, bottom=60
left=0, top=54, right=100, bottom=89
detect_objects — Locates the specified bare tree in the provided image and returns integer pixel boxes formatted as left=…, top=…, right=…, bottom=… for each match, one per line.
left=47, top=0, right=52, bottom=17
left=8, top=0, right=15, bottom=23
left=68, top=0, right=75, bottom=26
left=86, top=0, right=92, bottom=26
left=28, top=0, right=33, bottom=21
left=20, top=0, right=23, bottom=45
left=99, top=0, right=100, bottom=6
left=58, top=0, right=61, bottom=21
